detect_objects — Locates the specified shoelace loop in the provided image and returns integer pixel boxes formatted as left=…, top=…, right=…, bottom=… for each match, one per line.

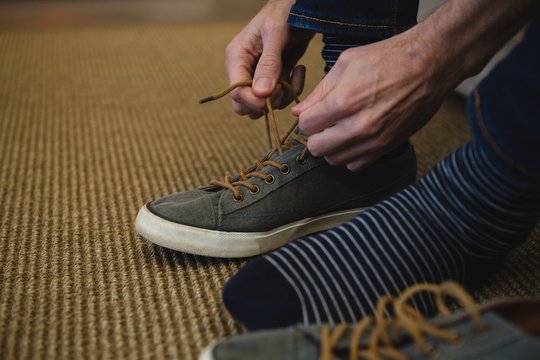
left=320, top=281, right=486, bottom=360
left=200, top=81, right=308, bottom=200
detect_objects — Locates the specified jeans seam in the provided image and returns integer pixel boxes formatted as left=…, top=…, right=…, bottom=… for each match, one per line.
left=289, top=11, right=410, bottom=30
left=473, top=89, right=536, bottom=179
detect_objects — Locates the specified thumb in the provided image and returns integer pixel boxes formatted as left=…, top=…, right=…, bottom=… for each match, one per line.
left=292, top=78, right=331, bottom=116
left=252, top=31, right=285, bottom=98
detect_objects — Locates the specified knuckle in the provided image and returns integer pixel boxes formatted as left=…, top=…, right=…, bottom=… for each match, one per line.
left=367, top=121, right=384, bottom=139
left=350, top=117, right=380, bottom=139
left=338, top=48, right=353, bottom=63
left=330, top=95, right=349, bottom=113
left=258, top=55, right=280, bottom=71
left=350, top=121, right=369, bottom=138
left=306, top=138, right=321, bottom=157
left=298, top=117, right=312, bottom=135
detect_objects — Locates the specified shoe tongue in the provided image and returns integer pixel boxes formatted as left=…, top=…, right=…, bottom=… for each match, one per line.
left=268, top=143, right=300, bottom=162
left=202, top=128, right=306, bottom=191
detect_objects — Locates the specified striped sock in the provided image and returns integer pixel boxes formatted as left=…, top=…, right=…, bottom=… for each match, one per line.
left=222, top=140, right=540, bottom=330
left=322, top=34, right=375, bottom=73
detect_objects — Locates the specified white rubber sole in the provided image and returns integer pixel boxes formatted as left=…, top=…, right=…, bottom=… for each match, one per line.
left=198, top=342, right=217, bottom=360
left=135, top=205, right=366, bottom=258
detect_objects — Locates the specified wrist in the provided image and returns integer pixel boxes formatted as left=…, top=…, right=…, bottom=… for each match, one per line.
left=393, top=27, right=461, bottom=96
left=413, top=20, right=481, bottom=85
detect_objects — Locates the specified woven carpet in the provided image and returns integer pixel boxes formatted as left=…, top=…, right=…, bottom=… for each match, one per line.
left=0, top=22, right=538, bottom=360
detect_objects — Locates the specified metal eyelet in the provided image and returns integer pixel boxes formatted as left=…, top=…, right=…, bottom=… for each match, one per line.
left=280, top=164, right=290, bottom=175
left=265, top=175, right=275, bottom=184
left=296, top=155, right=307, bottom=165
left=233, top=194, right=244, bottom=202
left=249, top=185, right=260, bottom=195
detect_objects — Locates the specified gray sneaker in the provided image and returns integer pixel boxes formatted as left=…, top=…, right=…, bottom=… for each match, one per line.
left=199, top=282, right=540, bottom=360
left=135, top=82, right=416, bottom=257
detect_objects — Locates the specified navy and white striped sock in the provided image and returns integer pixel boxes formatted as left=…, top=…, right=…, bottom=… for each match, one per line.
left=322, top=34, right=375, bottom=73
left=222, top=140, right=540, bottom=330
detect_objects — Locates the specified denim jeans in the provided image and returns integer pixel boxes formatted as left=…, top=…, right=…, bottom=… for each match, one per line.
left=288, top=0, right=540, bottom=186
left=288, top=0, right=419, bottom=38
left=469, top=6, right=540, bottom=185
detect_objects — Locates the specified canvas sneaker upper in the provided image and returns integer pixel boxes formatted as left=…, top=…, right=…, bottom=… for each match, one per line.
left=200, top=282, right=540, bottom=360
left=135, top=81, right=417, bottom=257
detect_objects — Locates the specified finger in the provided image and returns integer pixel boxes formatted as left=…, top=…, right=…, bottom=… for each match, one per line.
left=291, top=76, right=331, bottom=116
left=297, top=89, right=353, bottom=136
left=306, top=117, right=362, bottom=157
left=324, top=141, right=379, bottom=168
left=225, top=44, right=266, bottom=112
left=323, top=142, right=371, bottom=166
left=344, top=152, right=383, bottom=172
left=249, top=111, right=265, bottom=120
left=272, top=65, right=306, bottom=109
left=290, top=64, right=306, bottom=98
left=324, top=137, right=390, bottom=171
left=232, top=99, right=262, bottom=117
left=231, top=99, right=250, bottom=116
left=252, top=28, right=287, bottom=97
left=229, top=87, right=266, bottom=113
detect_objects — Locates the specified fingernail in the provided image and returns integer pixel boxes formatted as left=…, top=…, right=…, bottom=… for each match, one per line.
left=254, top=77, right=272, bottom=92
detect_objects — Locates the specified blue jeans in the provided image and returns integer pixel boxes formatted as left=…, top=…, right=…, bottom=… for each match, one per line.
left=469, top=6, right=540, bottom=185
left=288, top=1, right=540, bottom=186
left=288, top=0, right=419, bottom=38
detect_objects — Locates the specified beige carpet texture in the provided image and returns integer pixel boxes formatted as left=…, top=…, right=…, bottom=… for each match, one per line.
left=0, top=22, right=539, bottom=360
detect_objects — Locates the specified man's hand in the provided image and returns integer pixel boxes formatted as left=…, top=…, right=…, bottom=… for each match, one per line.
left=293, top=33, right=451, bottom=171
left=292, top=0, right=537, bottom=172
left=225, top=0, right=314, bottom=119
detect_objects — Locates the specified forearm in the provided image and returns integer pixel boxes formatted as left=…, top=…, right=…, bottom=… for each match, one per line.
left=410, top=0, right=539, bottom=87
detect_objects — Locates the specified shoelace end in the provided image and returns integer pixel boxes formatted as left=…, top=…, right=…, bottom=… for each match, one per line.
left=199, top=96, right=215, bottom=104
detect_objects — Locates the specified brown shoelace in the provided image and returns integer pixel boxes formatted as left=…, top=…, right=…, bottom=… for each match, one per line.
left=320, top=281, right=486, bottom=360
left=199, top=81, right=308, bottom=201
